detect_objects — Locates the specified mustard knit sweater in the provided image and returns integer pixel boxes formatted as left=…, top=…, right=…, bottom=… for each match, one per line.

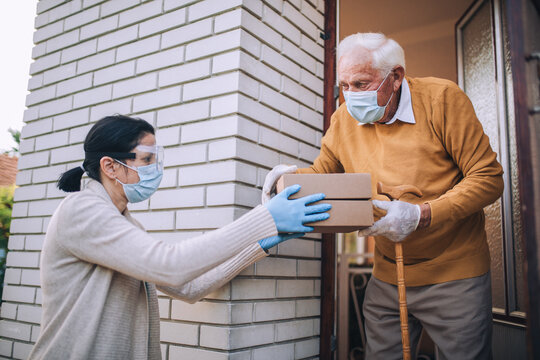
left=298, top=77, right=504, bottom=286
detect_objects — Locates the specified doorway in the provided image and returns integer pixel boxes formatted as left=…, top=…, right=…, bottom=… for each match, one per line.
left=325, top=0, right=529, bottom=358
left=339, top=0, right=472, bottom=82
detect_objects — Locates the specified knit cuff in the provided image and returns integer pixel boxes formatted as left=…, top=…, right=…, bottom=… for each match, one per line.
left=219, top=205, right=278, bottom=249
left=243, top=205, right=278, bottom=241
left=216, top=243, right=269, bottom=280
left=427, top=197, right=452, bottom=227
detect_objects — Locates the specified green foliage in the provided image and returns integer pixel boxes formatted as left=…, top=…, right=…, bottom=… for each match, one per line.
left=0, top=185, right=14, bottom=299
left=3, top=128, right=20, bottom=155
left=0, top=185, right=14, bottom=249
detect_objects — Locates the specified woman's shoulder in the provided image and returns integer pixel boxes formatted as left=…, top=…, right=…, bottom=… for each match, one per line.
left=58, top=186, right=100, bottom=207
left=54, top=182, right=115, bottom=220
left=50, top=183, right=122, bottom=248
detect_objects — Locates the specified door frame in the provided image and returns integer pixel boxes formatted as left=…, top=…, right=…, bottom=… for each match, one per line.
left=505, top=0, right=540, bottom=356
left=320, top=0, right=338, bottom=358
left=455, top=0, right=527, bottom=326
left=320, top=0, right=540, bottom=358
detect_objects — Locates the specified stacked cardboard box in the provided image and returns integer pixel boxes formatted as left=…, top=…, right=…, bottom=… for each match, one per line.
left=276, top=173, right=373, bottom=233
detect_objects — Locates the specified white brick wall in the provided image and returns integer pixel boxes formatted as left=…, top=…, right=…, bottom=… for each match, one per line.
left=2, top=0, right=326, bottom=358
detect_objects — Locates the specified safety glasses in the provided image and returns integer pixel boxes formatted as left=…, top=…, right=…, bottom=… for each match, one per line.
left=85, top=144, right=165, bottom=172
left=131, top=144, right=164, bottom=172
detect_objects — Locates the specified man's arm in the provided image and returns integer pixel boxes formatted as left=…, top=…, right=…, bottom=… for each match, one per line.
left=428, top=85, right=504, bottom=227
left=261, top=113, right=344, bottom=204
left=297, top=114, right=344, bottom=174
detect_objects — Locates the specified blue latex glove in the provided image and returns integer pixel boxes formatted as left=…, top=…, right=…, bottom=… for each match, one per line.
left=264, top=184, right=331, bottom=233
left=258, top=233, right=305, bottom=251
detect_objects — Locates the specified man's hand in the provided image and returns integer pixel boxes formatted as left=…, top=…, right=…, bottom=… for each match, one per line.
left=261, top=164, right=297, bottom=204
left=358, top=199, right=422, bottom=242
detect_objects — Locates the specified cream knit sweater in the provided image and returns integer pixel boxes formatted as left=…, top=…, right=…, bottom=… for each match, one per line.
left=29, top=179, right=277, bottom=359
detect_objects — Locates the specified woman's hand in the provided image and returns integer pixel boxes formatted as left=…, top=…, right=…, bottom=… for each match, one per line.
left=264, top=184, right=331, bottom=233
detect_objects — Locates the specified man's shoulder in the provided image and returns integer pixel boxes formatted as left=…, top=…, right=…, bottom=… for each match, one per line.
left=333, top=100, right=362, bottom=122
left=407, top=76, right=461, bottom=93
left=407, top=76, right=467, bottom=106
left=334, top=101, right=349, bottom=116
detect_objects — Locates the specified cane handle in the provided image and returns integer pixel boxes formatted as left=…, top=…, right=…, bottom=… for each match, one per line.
left=377, top=182, right=423, bottom=201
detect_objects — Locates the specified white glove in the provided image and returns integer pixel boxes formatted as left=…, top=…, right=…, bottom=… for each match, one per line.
left=261, top=164, right=298, bottom=204
left=358, top=199, right=421, bottom=242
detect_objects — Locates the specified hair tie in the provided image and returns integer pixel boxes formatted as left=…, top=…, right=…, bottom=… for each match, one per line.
left=80, top=164, right=86, bottom=173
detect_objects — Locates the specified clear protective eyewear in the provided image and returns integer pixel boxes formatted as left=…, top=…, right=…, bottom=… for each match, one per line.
left=84, top=144, right=164, bottom=172
left=115, top=145, right=164, bottom=173
left=129, top=144, right=164, bottom=172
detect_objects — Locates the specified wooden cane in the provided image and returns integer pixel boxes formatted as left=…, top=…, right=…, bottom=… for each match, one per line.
left=377, top=182, right=423, bottom=360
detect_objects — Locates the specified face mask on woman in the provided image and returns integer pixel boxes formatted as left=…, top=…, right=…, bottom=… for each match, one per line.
left=343, top=71, right=394, bottom=124
left=115, top=144, right=164, bottom=203
left=115, top=161, right=163, bottom=203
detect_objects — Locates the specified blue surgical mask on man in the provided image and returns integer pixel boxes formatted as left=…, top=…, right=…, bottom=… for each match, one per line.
left=343, top=71, right=394, bottom=124
left=115, top=160, right=163, bottom=203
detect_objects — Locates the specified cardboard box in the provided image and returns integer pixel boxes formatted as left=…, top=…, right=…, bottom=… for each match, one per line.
left=276, top=173, right=371, bottom=199
left=276, top=174, right=373, bottom=233
left=304, top=200, right=374, bottom=233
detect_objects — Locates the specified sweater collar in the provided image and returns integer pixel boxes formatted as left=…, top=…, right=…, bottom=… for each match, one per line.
left=384, top=77, right=416, bottom=125
left=85, top=179, right=132, bottom=217
left=86, top=179, right=113, bottom=202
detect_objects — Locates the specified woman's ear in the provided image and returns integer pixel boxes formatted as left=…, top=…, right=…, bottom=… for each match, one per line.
left=100, top=157, right=117, bottom=181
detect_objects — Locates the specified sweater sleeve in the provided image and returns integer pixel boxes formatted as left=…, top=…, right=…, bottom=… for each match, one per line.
left=427, top=84, right=504, bottom=226
left=297, top=112, right=345, bottom=174
left=55, top=195, right=277, bottom=288
left=157, top=243, right=268, bottom=303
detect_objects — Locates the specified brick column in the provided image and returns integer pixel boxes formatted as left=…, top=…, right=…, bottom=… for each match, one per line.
left=0, top=1, right=325, bottom=359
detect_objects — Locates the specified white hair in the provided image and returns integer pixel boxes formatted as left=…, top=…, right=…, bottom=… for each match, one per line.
left=337, top=33, right=406, bottom=75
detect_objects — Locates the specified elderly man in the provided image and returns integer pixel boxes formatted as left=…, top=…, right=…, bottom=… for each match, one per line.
left=262, top=33, right=503, bottom=359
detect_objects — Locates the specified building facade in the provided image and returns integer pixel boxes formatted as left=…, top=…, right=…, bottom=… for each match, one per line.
left=0, top=0, right=326, bottom=359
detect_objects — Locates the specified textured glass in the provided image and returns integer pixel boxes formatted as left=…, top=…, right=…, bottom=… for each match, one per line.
left=501, top=0, right=525, bottom=312
left=461, top=0, right=506, bottom=310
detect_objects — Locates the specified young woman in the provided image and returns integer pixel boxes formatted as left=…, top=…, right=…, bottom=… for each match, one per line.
left=29, top=115, right=331, bottom=359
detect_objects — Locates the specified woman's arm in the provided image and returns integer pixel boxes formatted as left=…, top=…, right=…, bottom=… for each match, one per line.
left=55, top=193, right=277, bottom=289
left=157, top=242, right=267, bottom=303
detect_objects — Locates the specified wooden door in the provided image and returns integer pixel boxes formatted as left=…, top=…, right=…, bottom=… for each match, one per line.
left=456, top=0, right=539, bottom=357
left=504, top=0, right=540, bottom=357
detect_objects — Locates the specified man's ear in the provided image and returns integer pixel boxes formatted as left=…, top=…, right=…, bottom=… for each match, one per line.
left=392, top=66, right=405, bottom=92
left=100, top=157, right=117, bottom=180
